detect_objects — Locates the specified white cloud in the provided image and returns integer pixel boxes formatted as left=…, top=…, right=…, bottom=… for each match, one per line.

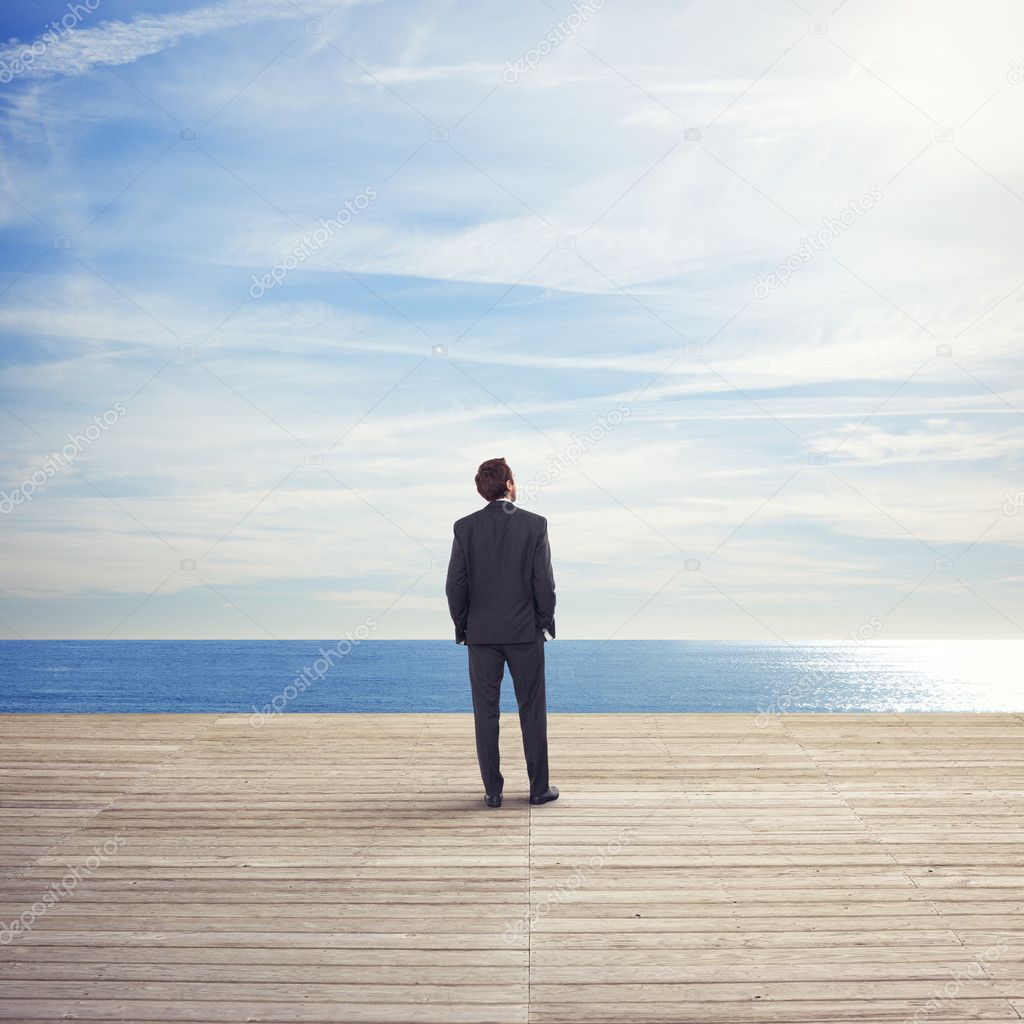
left=0, top=0, right=369, bottom=78
left=2, top=0, right=1023, bottom=637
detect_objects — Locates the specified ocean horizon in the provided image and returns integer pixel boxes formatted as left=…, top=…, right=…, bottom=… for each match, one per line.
left=1, top=639, right=1020, bottom=715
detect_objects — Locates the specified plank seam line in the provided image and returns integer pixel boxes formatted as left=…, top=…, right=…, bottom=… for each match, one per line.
left=781, top=725, right=933, bottom=903
left=339, top=715, right=436, bottom=874
left=4, top=715, right=222, bottom=884
left=781, top=722, right=1017, bottom=1006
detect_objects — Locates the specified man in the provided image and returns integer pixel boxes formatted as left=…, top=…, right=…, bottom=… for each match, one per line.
left=445, top=457, right=559, bottom=808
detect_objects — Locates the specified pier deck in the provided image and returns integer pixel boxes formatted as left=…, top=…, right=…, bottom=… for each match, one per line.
left=1, top=712, right=1022, bottom=1022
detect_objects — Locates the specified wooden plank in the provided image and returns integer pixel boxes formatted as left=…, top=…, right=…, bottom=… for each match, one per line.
left=0, top=712, right=1021, bottom=1023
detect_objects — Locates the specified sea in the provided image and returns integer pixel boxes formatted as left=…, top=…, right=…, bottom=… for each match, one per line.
left=0, top=639, right=1020, bottom=714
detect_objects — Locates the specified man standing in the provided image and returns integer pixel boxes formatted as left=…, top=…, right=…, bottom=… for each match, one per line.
left=445, top=458, right=559, bottom=808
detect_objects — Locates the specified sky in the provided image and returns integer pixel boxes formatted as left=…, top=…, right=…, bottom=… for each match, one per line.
left=0, top=0, right=1022, bottom=641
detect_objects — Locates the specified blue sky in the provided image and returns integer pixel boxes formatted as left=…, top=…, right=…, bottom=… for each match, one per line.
left=0, top=0, right=1022, bottom=639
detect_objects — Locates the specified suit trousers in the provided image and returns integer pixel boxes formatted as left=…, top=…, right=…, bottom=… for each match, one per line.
left=467, top=637, right=549, bottom=798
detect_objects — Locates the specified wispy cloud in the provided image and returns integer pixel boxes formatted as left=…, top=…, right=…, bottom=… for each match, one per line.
left=0, top=0, right=368, bottom=78
left=1, top=0, right=1022, bottom=639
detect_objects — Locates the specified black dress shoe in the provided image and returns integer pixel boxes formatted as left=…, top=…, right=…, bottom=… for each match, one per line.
left=484, top=793, right=502, bottom=808
left=529, top=786, right=559, bottom=805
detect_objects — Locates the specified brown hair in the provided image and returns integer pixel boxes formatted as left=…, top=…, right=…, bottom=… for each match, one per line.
left=475, top=458, right=512, bottom=501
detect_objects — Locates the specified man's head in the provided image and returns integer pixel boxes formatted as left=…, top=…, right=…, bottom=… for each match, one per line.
left=475, top=457, right=515, bottom=502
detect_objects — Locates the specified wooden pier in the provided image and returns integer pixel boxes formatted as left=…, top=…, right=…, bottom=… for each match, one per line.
left=1, top=713, right=1022, bottom=1022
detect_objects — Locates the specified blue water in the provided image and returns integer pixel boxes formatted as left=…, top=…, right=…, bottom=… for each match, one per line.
left=0, top=640, right=1020, bottom=713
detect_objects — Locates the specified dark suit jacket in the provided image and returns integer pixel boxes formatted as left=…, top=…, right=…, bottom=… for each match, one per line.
left=445, top=500, right=556, bottom=645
